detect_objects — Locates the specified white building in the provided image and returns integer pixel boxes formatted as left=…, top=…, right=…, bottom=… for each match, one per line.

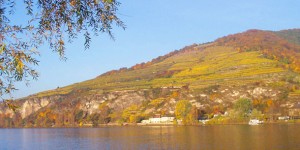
left=249, top=119, right=263, bottom=125
left=141, top=117, right=175, bottom=124
left=278, top=116, right=289, bottom=120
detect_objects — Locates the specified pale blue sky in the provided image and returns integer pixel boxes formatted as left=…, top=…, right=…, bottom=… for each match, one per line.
left=10, top=0, right=300, bottom=98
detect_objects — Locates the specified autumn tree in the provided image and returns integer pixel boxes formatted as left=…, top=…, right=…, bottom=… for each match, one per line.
left=175, top=100, right=192, bottom=124
left=234, top=98, right=252, bottom=118
left=265, top=99, right=277, bottom=121
left=252, top=99, right=266, bottom=112
left=36, top=108, right=56, bottom=127
left=250, top=108, right=264, bottom=120
left=122, top=104, right=142, bottom=123
left=185, top=105, right=199, bottom=125
left=98, top=103, right=111, bottom=124
left=0, top=0, right=125, bottom=101
left=74, top=109, right=85, bottom=125
left=87, top=113, right=100, bottom=127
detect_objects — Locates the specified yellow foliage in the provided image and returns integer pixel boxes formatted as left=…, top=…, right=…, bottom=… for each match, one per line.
left=149, top=98, right=164, bottom=107
left=39, top=112, right=45, bottom=118
left=30, top=43, right=295, bottom=99
left=129, top=115, right=137, bottom=123
left=122, top=105, right=139, bottom=122
left=175, top=100, right=192, bottom=120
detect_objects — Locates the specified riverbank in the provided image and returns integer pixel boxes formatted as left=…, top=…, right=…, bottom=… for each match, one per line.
left=95, top=119, right=300, bottom=127
left=1, top=119, right=299, bottom=128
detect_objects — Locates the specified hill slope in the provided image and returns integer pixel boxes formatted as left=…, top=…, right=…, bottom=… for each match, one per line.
left=1, top=29, right=300, bottom=127
left=274, top=29, right=300, bottom=46
left=36, top=29, right=300, bottom=97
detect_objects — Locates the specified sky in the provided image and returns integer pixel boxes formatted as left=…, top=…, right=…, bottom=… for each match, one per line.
left=9, top=0, right=300, bottom=99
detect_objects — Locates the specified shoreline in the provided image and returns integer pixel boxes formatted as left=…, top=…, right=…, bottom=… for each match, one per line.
left=1, top=120, right=299, bottom=129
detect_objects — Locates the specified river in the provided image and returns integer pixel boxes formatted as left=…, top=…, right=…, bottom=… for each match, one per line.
left=0, top=124, right=299, bottom=150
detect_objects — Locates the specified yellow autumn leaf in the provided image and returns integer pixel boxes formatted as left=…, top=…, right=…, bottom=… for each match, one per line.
left=16, top=58, right=24, bottom=73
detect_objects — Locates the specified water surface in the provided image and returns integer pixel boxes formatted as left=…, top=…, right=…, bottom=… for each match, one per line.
left=0, top=124, right=299, bottom=150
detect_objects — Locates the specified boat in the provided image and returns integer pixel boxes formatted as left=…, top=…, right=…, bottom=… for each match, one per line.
left=248, top=119, right=263, bottom=125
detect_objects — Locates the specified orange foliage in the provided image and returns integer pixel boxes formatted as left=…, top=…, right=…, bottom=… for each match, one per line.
left=209, top=93, right=220, bottom=101
left=38, top=109, right=57, bottom=121
left=252, top=99, right=261, bottom=106
left=170, top=91, right=180, bottom=98
left=266, top=99, right=274, bottom=107
left=216, top=29, right=300, bottom=73
left=213, top=105, right=224, bottom=114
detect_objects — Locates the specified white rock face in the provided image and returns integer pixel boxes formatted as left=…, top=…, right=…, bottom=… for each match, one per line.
left=169, top=110, right=174, bottom=114
left=194, top=102, right=203, bottom=108
left=189, top=100, right=196, bottom=103
left=20, top=98, right=51, bottom=118
left=246, top=87, right=279, bottom=99
left=85, top=100, right=101, bottom=114
left=200, top=94, right=207, bottom=97
left=40, top=98, right=50, bottom=107
left=20, top=101, right=31, bottom=118
left=231, top=91, right=240, bottom=97
left=215, top=98, right=223, bottom=104
left=80, top=90, right=148, bottom=115
left=252, top=87, right=267, bottom=97
left=169, top=99, right=176, bottom=104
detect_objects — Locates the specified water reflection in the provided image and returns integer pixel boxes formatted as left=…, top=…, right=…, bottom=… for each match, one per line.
left=0, top=124, right=300, bottom=150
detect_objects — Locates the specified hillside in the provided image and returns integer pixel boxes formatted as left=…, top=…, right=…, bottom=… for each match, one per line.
left=35, top=29, right=300, bottom=97
left=1, top=29, right=300, bottom=127
left=274, top=29, right=300, bottom=46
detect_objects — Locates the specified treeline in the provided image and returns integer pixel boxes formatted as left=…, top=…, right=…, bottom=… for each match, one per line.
left=0, top=84, right=293, bottom=127
left=0, top=97, right=291, bottom=127
left=216, top=29, right=300, bottom=73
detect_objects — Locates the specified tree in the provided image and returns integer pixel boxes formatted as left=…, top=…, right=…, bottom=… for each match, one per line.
left=250, top=109, right=264, bottom=120
left=0, top=0, right=125, bottom=99
left=88, top=113, right=100, bottom=127
left=122, top=104, right=142, bottom=123
left=175, top=100, right=192, bottom=124
left=234, top=98, right=252, bottom=117
left=98, top=103, right=110, bottom=124
left=185, top=105, right=198, bottom=125
left=74, top=109, right=85, bottom=124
